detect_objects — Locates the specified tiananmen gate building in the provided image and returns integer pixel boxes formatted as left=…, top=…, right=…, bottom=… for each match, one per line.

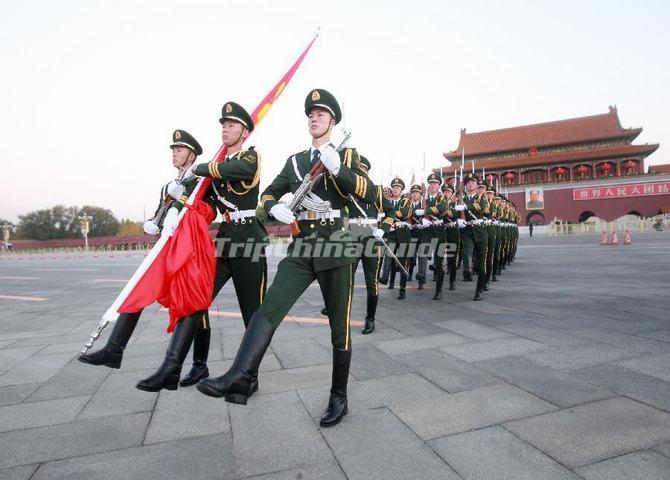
left=438, top=106, right=669, bottom=226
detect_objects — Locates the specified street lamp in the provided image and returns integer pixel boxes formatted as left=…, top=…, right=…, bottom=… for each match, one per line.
left=78, top=213, right=92, bottom=249
left=1, top=223, right=11, bottom=250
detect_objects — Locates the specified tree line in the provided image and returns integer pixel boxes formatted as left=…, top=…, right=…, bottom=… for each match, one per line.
left=2, top=206, right=143, bottom=241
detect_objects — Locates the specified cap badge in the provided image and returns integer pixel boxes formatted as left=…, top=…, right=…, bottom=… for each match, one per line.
left=225, top=103, right=232, bottom=113
left=311, top=90, right=320, bottom=101
left=174, top=130, right=182, bottom=140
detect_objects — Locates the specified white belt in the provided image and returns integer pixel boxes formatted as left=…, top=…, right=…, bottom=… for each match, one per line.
left=222, top=209, right=256, bottom=223
left=297, top=210, right=341, bottom=221
left=446, top=221, right=458, bottom=228
left=432, top=220, right=444, bottom=225
left=350, top=218, right=378, bottom=225
left=395, top=221, right=411, bottom=228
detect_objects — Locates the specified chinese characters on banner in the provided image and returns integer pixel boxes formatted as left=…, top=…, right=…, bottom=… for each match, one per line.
left=573, top=182, right=670, bottom=200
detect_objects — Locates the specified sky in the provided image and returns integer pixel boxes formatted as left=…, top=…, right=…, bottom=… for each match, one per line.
left=2, top=0, right=669, bottom=222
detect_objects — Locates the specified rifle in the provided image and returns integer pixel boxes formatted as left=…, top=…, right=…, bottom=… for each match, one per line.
left=287, top=130, right=351, bottom=236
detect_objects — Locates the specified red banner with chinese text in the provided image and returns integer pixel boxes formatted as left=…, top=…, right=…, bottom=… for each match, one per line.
left=573, top=182, right=670, bottom=201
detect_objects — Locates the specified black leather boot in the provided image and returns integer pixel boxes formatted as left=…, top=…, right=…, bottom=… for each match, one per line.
left=474, top=272, right=486, bottom=301
left=433, top=270, right=444, bottom=300
left=397, top=268, right=407, bottom=299
left=78, top=312, right=141, bottom=369
left=321, top=307, right=328, bottom=316
left=362, top=295, right=377, bottom=334
left=463, top=270, right=473, bottom=282
left=136, top=313, right=201, bottom=392
left=320, top=348, right=351, bottom=427
left=197, top=312, right=275, bottom=405
left=180, top=319, right=210, bottom=387
left=388, top=264, right=396, bottom=289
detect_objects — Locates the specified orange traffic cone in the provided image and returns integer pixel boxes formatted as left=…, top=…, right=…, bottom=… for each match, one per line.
left=600, top=231, right=609, bottom=245
left=611, top=231, right=620, bottom=245
left=623, top=230, right=632, bottom=245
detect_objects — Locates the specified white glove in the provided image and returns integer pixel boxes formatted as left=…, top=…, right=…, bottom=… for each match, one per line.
left=474, top=219, right=484, bottom=225
left=320, top=145, right=341, bottom=175
left=421, top=218, right=431, bottom=228
left=457, top=218, right=466, bottom=229
left=454, top=204, right=466, bottom=211
left=166, top=181, right=184, bottom=199
left=161, top=207, right=180, bottom=236
left=415, top=209, right=425, bottom=216
left=269, top=203, right=295, bottom=224
left=372, top=228, right=384, bottom=240
left=143, top=220, right=160, bottom=235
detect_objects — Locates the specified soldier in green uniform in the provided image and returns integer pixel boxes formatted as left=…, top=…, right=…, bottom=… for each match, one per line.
left=136, top=102, right=268, bottom=392
left=378, top=178, right=407, bottom=289
left=197, top=89, right=379, bottom=428
left=489, top=191, right=502, bottom=282
left=460, top=173, right=490, bottom=301
left=425, top=183, right=466, bottom=299
left=408, top=184, right=427, bottom=290
left=78, top=129, right=205, bottom=371
left=343, top=156, right=398, bottom=334
left=388, top=179, right=413, bottom=299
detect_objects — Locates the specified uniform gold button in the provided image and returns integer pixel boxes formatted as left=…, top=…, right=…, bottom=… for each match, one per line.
left=310, top=224, right=315, bottom=229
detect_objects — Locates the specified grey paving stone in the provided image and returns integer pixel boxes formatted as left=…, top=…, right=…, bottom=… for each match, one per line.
left=144, top=386, right=230, bottom=444
left=0, top=395, right=89, bottom=433
left=0, top=464, right=37, bottom=480
left=387, top=321, right=449, bottom=337
left=440, top=337, right=545, bottom=363
left=228, top=391, right=332, bottom=477
left=655, top=442, right=670, bottom=458
left=376, top=332, right=470, bottom=356
left=435, top=319, right=512, bottom=340
left=573, top=363, right=670, bottom=412
left=505, top=397, right=670, bottom=468
left=639, top=329, right=670, bottom=344
left=0, top=341, right=16, bottom=350
left=391, top=384, right=555, bottom=440
left=256, top=364, right=333, bottom=395
left=0, top=412, right=150, bottom=468
left=496, top=323, right=585, bottom=346
left=321, top=408, right=460, bottom=480
left=576, top=450, right=670, bottom=480
left=429, top=426, right=580, bottom=480
left=617, top=354, right=670, bottom=383
left=28, top=359, right=110, bottom=402
left=0, top=347, right=42, bottom=375
left=246, top=460, right=346, bottom=480
left=0, top=352, right=74, bottom=387
left=571, top=328, right=670, bottom=355
left=348, top=343, right=409, bottom=380
left=0, top=384, right=40, bottom=407
left=396, top=349, right=501, bottom=393
left=298, top=373, right=444, bottom=419
left=78, top=369, right=158, bottom=418
left=475, top=355, right=614, bottom=407
left=523, top=343, right=639, bottom=371
left=31, top=433, right=235, bottom=480
left=271, top=336, right=331, bottom=369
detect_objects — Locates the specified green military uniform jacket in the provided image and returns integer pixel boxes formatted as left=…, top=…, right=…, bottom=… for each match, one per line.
left=180, top=147, right=268, bottom=257
left=345, top=184, right=397, bottom=240
left=261, top=147, right=375, bottom=272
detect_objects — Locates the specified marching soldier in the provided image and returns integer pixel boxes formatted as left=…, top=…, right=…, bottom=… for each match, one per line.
left=343, top=156, right=398, bottom=334
left=378, top=178, right=410, bottom=291
left=408, top=184, right=427, bottom=290
left=480, top=180, right=497, bottom=292
left=78, top=129, right=204, bottom=371
left=136, top=102, right=268, bottom=392
left=197, top=89, right=378, bottom=428
left=425, top=182, right=465, bottom=299
left=460, top=173, right=490, bottom=301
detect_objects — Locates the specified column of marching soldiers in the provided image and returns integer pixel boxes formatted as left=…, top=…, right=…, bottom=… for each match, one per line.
left=78, top=90, right=519, bottom=429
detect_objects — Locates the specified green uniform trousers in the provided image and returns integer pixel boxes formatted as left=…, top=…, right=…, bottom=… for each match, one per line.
left=258, top=256, right=355, bottom=351
left=212, top=252, right=267, bottom=327
left=461, top=226, right=488, bottom=275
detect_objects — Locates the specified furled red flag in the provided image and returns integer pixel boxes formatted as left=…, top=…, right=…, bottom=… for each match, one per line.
left=103, top=33, right=319, bottom=332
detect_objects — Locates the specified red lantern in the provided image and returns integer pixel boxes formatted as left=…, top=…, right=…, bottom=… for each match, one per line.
left=576, top=165, right=588, bottom=179
left=555, top=167, right=565, bottom=179
left=600, top=163, right=612, bottom=177
left=504, top=172, right=515, bottom=184
left=625, top=160, right=637, bottom=174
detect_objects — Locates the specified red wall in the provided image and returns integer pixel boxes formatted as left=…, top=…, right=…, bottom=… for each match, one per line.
left=510, top=189, right=670, bottom=224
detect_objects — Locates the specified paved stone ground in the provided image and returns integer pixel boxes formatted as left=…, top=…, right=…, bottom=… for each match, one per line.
left=0, top=231, right=669, bottom=480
